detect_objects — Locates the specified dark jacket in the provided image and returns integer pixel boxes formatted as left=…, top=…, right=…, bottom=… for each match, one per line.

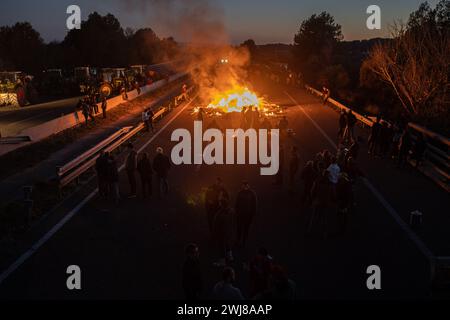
left=137, top=157, right=153, bottom=178
left=235, top=189, right=257, bottom=218
left=107, top=158, right=119, bottom=183
left=182, top=257, right=203, bottom=295
left=153, top=153, right=171, bottom=177
left=125, top=150, right=137, bottom=172
left=95, top=154, right=109, bottom=179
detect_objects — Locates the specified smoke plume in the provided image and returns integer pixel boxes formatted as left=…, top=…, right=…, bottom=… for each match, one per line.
left=120, top=0, right=252, bottom=104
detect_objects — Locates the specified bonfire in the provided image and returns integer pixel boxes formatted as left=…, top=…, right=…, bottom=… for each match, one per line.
left=192, top=85, right=283, bottom=118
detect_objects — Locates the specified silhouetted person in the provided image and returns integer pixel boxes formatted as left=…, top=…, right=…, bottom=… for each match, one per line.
left=338, top=111, right=346, bottom=139
left=95, top=151, right=109, bottom=197
left=91, top=95, right=98, bottom=114
left=347, top=140, right=360, bottom=161
left=213, top=197, right=234, bottom=267
left=107, top=154, right=120, bottom=204
left=182, top=243, right=203, bottom=301
left=147, top=109, right=155, bottom=132
left=101, top=96, right=107, bottom=119
left=81, top=99, right=90, bottom=125
left=212, top=267, right=244, bottom=300
left=205, top=178, right=229, bottom=236
left=142, top=108, right=151, bottom=132
left=274, top=144, right=285, bottom=185
left=336, top=172, right=353, bottom=234
left=288, top=146, right=300, bottom=191
left=344, top=110, right=357, bottom=143
left=153, top=147, right=171, bottom=198
left=309, top=170, right=334, bottom=238
left=300, top=161, right=316, bottom=206
left=322, top=87, right=330, bottom=104
left=248, top=248, right=273, bottom=298
left=137, top=152, right=153, bottom=198
left=125, top=143, right=137, bottom=198
left=254, top=265, right=296, bottom=300
left=235, top=181, right=257, bottom=247
left=368, top=116, right=381, bottom=156
left=326, top=156, right=340, bottom=186
left=412, top=133, right=426, bottom=168
left=398, top=128, right=412, bottom=168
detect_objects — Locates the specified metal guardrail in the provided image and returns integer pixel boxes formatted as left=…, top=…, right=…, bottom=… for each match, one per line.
left=0, top=136, right=31, bottom=144
left=56, top=86, right=195, bottom=189
left=305, top=85, right=449, bottom=192
left=57, top=126, right=132, bottom=177
left=57, top=109, right=167, bottom=188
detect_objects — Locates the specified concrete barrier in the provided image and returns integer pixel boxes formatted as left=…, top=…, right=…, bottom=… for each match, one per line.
left=19, top=73, right=187, bottom=141
left=0, top=73, right=187, bottom=157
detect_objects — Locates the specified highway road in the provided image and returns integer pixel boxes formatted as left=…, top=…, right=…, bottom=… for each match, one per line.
left=0, top=80, right=448, bottom=300
left=0, top=62, right=179, bottom=137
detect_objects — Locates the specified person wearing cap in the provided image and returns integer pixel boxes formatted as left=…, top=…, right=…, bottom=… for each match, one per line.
left=153, top=147, right=171, bottom=198
left=235, top=180, right=257, bottom=247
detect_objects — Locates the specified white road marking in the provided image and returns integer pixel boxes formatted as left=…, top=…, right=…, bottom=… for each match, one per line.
left=0, top=95, right=197, bottom=285
left=285, top=91, right=434, bottom=261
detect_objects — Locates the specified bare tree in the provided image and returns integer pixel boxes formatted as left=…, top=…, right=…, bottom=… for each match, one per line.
left=362, top=1, right=450, bottom=122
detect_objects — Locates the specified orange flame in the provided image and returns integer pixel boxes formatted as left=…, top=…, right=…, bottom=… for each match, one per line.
left=207, top=86, right=261, bottom=113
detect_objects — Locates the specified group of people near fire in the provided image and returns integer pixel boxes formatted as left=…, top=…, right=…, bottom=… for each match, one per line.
left=91, top=86, right=428, bottom=300
left=94, top=142, right=172, bottom=204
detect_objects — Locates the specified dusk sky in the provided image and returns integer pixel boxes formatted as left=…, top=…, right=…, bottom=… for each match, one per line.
left=0, top=0, right=439, bottom=44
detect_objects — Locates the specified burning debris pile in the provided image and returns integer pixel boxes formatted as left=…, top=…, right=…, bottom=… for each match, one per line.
left=192, top=85, right=283, bottom=118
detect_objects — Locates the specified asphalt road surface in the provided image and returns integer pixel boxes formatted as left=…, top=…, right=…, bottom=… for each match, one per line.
left=0, top=80, right=447, bottom=300
left=0, top=62, right=178, bottom=137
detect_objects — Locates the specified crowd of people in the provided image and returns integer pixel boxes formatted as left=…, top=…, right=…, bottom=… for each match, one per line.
left=95, top=143, right=172, bottom=203
left=76, top=94, right=108, bottom=125
left=337, top=109, right=427, bottom=168
left=182, top=242, right=296, bottom=300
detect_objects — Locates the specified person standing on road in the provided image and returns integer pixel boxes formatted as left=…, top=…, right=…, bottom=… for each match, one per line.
left=336, top=172, right=353, bottom=234
left=137, top=152, right=153, bottom=199
left=254, top=265, right=296, bottom=300
left=235, top=181, right=257, bottom=247
left=338, top=111, right=346, bottom=140
left=107, top=154, right=120, bottom=204
left=288, top=146, right=300, bottom=192
left=81, top=98, right=90, bottom=126
left=212, top=267, right=244, bottom=300
left=182, top=243, right=203, bottom=301
left=147, top=108, right=155, bottom=133
left=101, top=96, right=107, bottom=119
left=125, top=143, right=137, bottom=198
left=197, top=107, right=204, bottom=122
left=309, top=170, right=334, bottom=239
left=95, top=151, right=109, bottom=198
left=344, top=110, right=357, bottom=143
left=412, top=133, right=426, bottom=168
left=213, top=197, right=234, bottom=267
left=142, top=108, right=151, bottom=132
left=397, top=127, right=412, bottom=168
left=205, top=178, right=229, bottom=236
left=153, top=147, right=171, bottom=198
left=247, top=248, right=273, bottom=298
left=326, top=156, right=341, bottom=187
left=300, top=160, right=316, bottom=206
left=274, top=144, right=285, bottom=186
left=91, top=95, right=99, bottom=114
left=368, top=116, right=382, bottom=156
